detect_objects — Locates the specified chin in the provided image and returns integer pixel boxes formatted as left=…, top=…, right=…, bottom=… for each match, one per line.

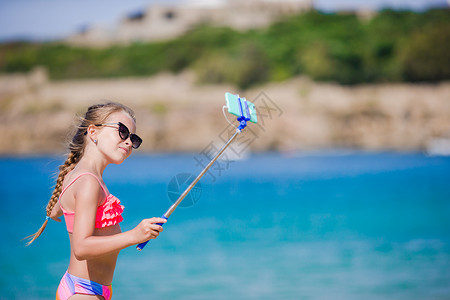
left=105, top=147, right=131, bottom=164
left=109, top=154, right=128, bottom=165
left=112, top=159, right=125, bottom=165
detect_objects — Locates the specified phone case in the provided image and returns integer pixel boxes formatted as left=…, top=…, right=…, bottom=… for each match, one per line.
left=225, top=92, right=258, bottom=123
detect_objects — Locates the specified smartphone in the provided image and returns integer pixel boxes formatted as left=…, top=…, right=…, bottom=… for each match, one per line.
left=225, top=92, right=258, bottom=124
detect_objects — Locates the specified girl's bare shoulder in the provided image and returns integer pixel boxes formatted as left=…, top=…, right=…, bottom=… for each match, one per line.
left=68, top=172, right=106, bottom=206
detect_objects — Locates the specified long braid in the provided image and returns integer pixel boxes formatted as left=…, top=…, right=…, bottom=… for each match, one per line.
left=24, top=152, right=81, bottom=246
left=45, top=153, right=78, bottom=216
left=46, top=152, right=80, bottom=215
left=24, top=101, right=136, bottom=246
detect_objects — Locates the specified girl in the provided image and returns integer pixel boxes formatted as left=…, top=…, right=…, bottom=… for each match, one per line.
left=25, top=102, right=166, bottom=299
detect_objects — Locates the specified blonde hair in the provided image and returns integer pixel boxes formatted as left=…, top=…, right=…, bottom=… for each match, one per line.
left=24, top=102, right=136, bottom=245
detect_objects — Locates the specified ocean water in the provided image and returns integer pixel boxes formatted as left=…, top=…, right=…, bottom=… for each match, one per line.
left=1, top=152, right=449, bottom=300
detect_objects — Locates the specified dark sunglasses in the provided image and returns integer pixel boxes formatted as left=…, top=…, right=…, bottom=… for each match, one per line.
left=95, top=122, right=143, bottom=149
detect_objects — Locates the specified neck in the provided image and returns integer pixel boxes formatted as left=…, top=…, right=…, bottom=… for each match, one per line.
left=74, top=158, right=106, bottom=177
left=75, top=146, right=108, bottom=176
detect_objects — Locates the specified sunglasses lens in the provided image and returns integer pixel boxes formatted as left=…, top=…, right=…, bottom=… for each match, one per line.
left=130, top=134, right=142, bottom=149
left=118, top=123, right=129, bottom=140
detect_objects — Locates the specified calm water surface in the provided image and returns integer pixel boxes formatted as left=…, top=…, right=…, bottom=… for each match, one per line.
left=1, top=152, right=449, bottom=299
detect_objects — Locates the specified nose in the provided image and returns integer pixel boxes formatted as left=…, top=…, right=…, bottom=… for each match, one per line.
left=123, top=136, right=132, bottom=147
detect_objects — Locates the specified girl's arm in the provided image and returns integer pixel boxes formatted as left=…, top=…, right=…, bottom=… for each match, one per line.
left=71, top=176, right=165, bottom=260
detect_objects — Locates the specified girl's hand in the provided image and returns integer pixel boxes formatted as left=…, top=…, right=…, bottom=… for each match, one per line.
left=132, top=217, right=167, bottom=244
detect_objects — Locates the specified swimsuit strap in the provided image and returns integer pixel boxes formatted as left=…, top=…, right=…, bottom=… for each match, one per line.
left=59, top=172, right=108, bottom=202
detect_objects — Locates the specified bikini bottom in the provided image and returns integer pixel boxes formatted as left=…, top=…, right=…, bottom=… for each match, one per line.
left=56, top=271, right=112, bottom=300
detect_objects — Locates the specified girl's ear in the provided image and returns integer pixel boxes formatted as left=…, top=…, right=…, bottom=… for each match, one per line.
left=86, top=124, right=98, bottom=141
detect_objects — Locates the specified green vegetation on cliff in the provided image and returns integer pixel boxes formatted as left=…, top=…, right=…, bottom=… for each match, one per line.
left=0, top=9, right=449, bottom=89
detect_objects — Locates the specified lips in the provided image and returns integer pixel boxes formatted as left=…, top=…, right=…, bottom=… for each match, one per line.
left=119, top=147, right=129, bottom=154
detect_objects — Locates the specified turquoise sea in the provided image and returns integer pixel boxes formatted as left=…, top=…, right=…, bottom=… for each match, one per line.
left=1, top=152, right=450, bottom=299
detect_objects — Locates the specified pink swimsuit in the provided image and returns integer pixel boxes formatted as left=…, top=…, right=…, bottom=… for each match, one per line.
left=58, top=172, right=124, bottom=233
left=56, top=172, right=124, bottom=300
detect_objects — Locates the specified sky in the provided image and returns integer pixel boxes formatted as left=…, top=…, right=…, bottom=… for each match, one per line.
left=0, top=0, right=448, bottom=41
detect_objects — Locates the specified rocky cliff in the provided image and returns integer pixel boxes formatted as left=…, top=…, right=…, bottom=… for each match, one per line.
left=1, top=68, right=449, bottom=155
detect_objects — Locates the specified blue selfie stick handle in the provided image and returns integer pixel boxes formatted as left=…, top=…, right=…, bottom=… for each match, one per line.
left=136, top=215, right=168, bottom=251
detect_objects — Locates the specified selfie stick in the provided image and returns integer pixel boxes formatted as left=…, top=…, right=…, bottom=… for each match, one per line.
left=137, top=96, right=253, bottom=251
